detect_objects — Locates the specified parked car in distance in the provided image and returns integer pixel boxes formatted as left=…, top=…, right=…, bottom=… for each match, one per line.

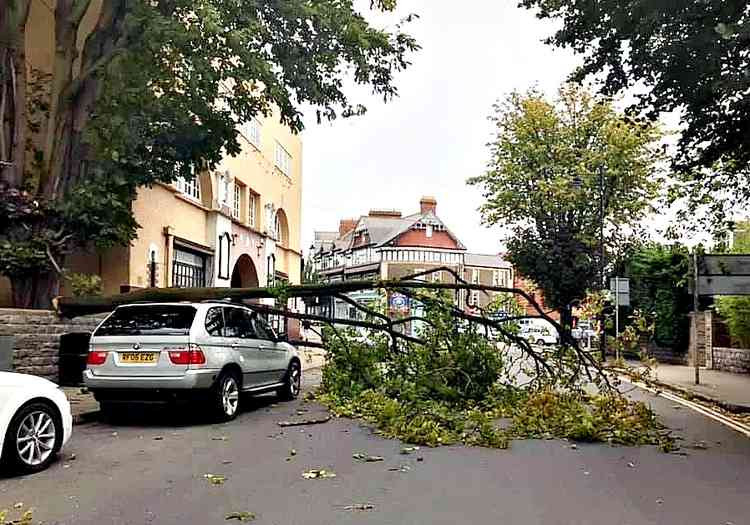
left=520, top=325, right=559, bottom=346
left=572, top=320, right=596, bottom=340
left=84, top=302, right=301, bottom=421
left=1, top=372, right=73, bottom=474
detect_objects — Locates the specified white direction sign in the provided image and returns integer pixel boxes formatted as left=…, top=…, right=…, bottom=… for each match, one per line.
left=609, top=277, right=630, bottom=307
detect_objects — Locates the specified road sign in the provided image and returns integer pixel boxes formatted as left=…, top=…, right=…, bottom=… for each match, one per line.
left=694, top=255, right=750, bottom=296
left=389, top=293, right=409, bottom=312
left=609, top=277, right=630, bottom=307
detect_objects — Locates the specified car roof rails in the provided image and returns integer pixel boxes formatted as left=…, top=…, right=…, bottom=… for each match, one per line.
left=199, top=298, right=243, bottom=304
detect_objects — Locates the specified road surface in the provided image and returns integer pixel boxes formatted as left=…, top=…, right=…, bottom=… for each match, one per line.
left=1, top=368, right=748, bottom=525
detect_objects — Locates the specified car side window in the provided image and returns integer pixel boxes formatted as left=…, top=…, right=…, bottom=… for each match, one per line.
left=224, top=307, right=256, bottom=339
left=252, top=315, right=275, bottom=341
left=205, top=307, right=224, bottom=337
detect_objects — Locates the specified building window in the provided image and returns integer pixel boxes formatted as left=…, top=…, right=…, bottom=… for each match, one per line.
left=432, top=271, right=441, bottom=283
left=470, top=290, right=480, bottom=306
left=472, top=269, right=480, bottom=284
left=248, top=192, right=257, bottom=228
left=275, top=141, right=291, bottom=175
left=426, top=224, right=433, bottom=238
left=172, top=247, right=206, bottom=288
left=218, top=233, right=231, bottom=280
left=492, top=270, right=500, bottom=287
left=233, top=183, right=241, bottom=220
left=176, top=176, right=200, bottom=201
left=244, top=118, right=261, bottom=147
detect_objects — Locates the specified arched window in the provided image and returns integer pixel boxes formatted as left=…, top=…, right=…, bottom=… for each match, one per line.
left=273, top=209, right=290, bottom=247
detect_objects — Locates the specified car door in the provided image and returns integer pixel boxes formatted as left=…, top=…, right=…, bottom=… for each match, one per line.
left=251, top=315, right=289, bottom=385
left=223, top=307, right=264, bottom=389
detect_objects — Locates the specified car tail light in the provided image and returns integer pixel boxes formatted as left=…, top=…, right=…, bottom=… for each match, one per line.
left=87, top=351, right=108, bottom=366
left=168, top=345, right=205, bottom=365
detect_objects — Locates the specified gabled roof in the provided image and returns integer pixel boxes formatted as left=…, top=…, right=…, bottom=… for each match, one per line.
left=319, top=200, right=466, bottom=253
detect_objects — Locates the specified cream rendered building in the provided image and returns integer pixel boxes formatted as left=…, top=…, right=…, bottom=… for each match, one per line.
left=0, top=0, right=302, bottom=305
left=63, top=109, right=303, bottom=295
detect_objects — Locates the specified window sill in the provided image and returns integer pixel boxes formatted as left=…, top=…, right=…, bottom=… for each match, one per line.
left=174, top=192, right=209, bottom=211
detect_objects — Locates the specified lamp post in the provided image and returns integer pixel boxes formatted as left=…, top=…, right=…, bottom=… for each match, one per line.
left=598, top=164, right=606, bottom=362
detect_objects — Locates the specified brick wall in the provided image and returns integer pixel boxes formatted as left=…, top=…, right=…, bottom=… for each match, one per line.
left=712, top=347, right=750, bottom=374
left=0, top=309, right=106, bottom=380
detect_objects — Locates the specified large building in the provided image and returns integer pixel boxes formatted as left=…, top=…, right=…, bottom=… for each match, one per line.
left=0, top=0, right=302, bottom=305
left=309, top=197, right=513, bottom=333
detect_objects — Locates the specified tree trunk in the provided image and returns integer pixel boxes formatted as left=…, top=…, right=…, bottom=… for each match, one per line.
left=560, top=307, right=573, bottom=332
left=0, top=0, right=31, bottom=187
left=11, top=272, right=61, bottom=310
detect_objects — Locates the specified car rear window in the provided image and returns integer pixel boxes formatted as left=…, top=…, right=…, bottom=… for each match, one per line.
left=94, top=305, right=197, bottom=336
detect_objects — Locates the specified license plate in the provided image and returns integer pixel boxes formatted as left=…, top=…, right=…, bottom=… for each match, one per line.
left=120, top=352, right=157, bottom=363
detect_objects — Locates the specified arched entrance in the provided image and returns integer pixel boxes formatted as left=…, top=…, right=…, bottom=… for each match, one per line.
left=231, top=254, right=259, bottom=288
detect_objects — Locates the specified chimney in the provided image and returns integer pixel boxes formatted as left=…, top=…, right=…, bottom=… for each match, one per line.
left=368, top=209, right=402, bottom=218
left=339, top=219, right=357, bottom=238
left=420, top=196, right=437, bottom=215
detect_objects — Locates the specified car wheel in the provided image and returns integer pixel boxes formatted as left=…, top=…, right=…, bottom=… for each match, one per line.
left=2, top=401, right=62, bottom=474
left=278, top=361, right=301, bottom=401
left=212, top=371, right=241, bottom=422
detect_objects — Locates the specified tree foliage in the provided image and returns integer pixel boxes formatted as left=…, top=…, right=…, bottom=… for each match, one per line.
left=469, top=85, right=662, bottom=324
left=519, top=0, right=750, bottom=225
left=715, top=225, right=750, bottom=348
left=620, top=243, right=691, bottom=351
left=0, top=0, right=418, bottom=307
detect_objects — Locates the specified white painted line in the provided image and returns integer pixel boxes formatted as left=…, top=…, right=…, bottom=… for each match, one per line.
left=620, top=375, right=750, bottom=438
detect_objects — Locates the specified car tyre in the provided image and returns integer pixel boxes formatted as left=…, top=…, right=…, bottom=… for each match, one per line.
left=212, top=371, right=241, bottom=422
left=278, top=360, right=301, bottom=401
left=1, top=401, right=63, bottom=474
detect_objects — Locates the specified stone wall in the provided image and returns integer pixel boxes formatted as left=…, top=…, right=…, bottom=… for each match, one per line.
left=0, top=308, right=106, bottom=380
left=712, top=347, right=750, bottom=374
left=645, top=343, right=689, bottom=365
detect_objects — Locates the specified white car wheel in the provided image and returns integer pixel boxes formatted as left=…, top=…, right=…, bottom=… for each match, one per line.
left=3, top=402, right=62, bottom=474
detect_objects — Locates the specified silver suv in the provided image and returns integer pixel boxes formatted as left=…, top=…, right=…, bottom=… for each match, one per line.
left=84, top=302, right=301, bottom=421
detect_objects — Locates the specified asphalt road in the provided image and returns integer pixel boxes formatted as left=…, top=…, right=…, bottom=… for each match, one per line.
left=1, top=368, right=749, bottom=525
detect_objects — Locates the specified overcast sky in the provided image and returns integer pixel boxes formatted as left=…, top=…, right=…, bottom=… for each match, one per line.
left=300, top=1, right=580, bottom=255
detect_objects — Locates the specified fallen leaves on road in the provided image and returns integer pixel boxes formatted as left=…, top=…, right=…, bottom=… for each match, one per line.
left=225, top=511, right=256, bottom=522
left=12, top=503, right=23, bottom=510
left=277, top=415, right=331, bottom=427
left=222, top=460, right=233, bottom=465
left=302, top=469, right=336, bottom=479
left=203, top=474, right=226, bottom=485
left=627, top=462, right=636, bottom=468
left=689, top=441, right=709, bottom=450
left=400, top=446, right=420, bottom=455
left=290, top=449, right=297, bottom=456
left=353, top=453, right=384, bottom=462
left=388, top=465, right=411, bottom=472
left=212, top=436, right=229, bottom=441
left=343, top=504, right=375, bottom=512
left=153, top=436, right=164, bottom=441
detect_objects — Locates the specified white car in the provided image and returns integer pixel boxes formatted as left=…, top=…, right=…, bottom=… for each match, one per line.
left=0, top=372, right=73, bottom=474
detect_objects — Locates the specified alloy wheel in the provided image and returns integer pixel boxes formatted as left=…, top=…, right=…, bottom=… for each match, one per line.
left=16, top=411, right=56, bottom=467
left=221, top=376, right=240, bottom=417
left=290, top=364, right=301, bottom=397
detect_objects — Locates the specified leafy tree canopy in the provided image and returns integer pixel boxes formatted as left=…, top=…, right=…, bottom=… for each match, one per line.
left=469, top=85, right=662, bottom=323
left=0, top=0, right=418, bottom=307
left=519, top=0, right=750, bottom=225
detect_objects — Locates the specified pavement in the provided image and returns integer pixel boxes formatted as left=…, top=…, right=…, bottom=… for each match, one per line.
left=61, top=348, right=327, bottom=423
left=3, top=367, right=750, bottom=525
left=626, top=360, right=750, bottom=413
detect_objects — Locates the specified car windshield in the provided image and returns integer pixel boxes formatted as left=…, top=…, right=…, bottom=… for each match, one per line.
left=94, top=305, right=197, bottom=336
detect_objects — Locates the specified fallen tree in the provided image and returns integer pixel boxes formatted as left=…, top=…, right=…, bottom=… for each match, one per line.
left=56, top=266, right=672, bottom=450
